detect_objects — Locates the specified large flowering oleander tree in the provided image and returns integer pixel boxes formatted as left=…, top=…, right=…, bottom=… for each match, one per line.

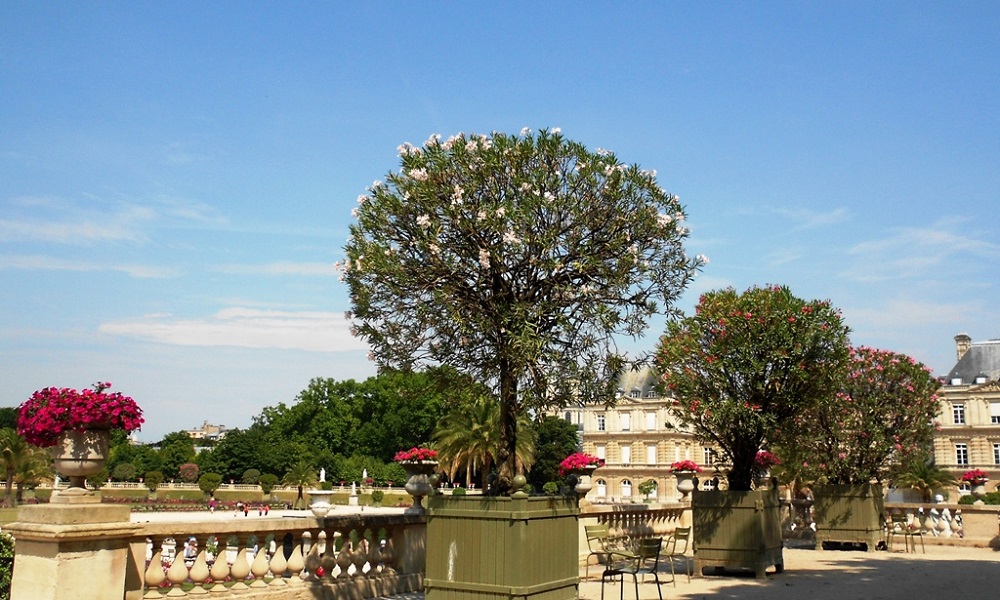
left=655, top=285, right=851, bottom=491
left=340, top=129, right=703, bottom=493
left=778, top=346, right=941, bottom=485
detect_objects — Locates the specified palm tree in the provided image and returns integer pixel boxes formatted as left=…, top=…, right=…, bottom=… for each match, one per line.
left=892, top=455, right=957, bottom=503
left=282, top=460, right=318, bottom=509
left=0, top=428, right=52, bottom=506
left=433, top=396, right=535, bottom=490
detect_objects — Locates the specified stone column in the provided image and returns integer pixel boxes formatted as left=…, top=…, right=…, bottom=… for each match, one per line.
left=6, top=503, right=140, bottom=600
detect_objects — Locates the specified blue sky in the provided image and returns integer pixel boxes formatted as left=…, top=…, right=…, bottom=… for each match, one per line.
left=2, top=2, right=997, bottom=442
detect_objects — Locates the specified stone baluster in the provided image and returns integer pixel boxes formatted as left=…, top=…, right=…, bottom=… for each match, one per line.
left=187, top=549, right=211, bottom=595
left=228, top=547, right=251, bottom=591
left=366, top=531, right=380, bottom=577
left=379, top=527, right=396, bottom=575
left=143, top=548, right=167, bottom=598
left=336, top=533, right=353, bottom=578
left=268, top=539, right=288, bottom=587
left=208, top=546, right=230, bottom=593
left=304, top=532, right=323, bottom=582
left=939, top=508, right=954, bottom=538
left=249, top=541, right=270, bottom=587
left=164, top=542, right=189, bottom=596
left=353, top=534, right=368, bottom=577
left=285, top=538, right=306, bottom=585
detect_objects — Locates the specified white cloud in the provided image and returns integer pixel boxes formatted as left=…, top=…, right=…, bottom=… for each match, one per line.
left=773, top=207, right=850, bottom=230
left=0, top=254, right=181, bottom=278
left=99, top=307, right=369, bottom=353
left=841, top=217, right=1000, bottom=283
left=212, top=261, right=338, bottom=276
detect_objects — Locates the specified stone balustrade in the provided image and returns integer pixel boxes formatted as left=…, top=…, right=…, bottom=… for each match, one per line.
left=781, top=498, right=1000, bottom=548
left=6, top=504, right=426, bottom=600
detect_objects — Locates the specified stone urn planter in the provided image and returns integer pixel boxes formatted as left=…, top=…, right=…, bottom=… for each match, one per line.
left=307, top=489, right=335, bottom=517
left=571, top=466, right=599, bottom=496
left=813, top=483, right=885, bottom=551
left=425, top=494, right=580, bottom=600
left=50, top=428, right=110, bottom=502
left=692, top=484, right=783, bottom=578
left=401, top=460, right=438, bottom=513
left=674, top=471, right=697, bottom=501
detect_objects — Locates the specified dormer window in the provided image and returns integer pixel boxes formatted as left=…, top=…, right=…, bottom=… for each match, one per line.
left=975, top=374, right=988, bottom=384
left=630, top=390, right=641, bottom=398
left=950, top=377, right=963, bottom=386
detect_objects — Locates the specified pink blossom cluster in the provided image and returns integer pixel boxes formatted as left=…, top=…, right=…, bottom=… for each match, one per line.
left=17, top=382, right=143, bottom=448
left=670, top=459, right=701, bottom=473
left=393, top=447, right=438, bottom=462
left=754, top=451, right=780, bottom=469
left=559, top=452, right=605, bottom=476
left=961, top=469, right=988, bottom=484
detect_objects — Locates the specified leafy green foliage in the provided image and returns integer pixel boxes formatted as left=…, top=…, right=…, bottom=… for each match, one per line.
left=143, top=470, right=164, bottom=492
left=178, top=462, right=200, bottom=483
left=198, top=472, right=223, bottom=495
left=86, top=468, right=109, bottom=490
left=656, top=285, right=851, bottom=490
left=786, top=346, right=942, bottom=484
left=0, top=531, right=13, bottom=600
left=638, top=479, right=658, bottom=498
left=241, top=469, right=261, bottom=485
left=258, top=473, right=279, bottom=494
left=891, top=454, right=957, bottom=502
left=526, top=416, right=580, bottom=493
left=111, top=462, right=136, bottom=482
left=342, top=129, right=701, bottom=491
left=156, top=431, right=196, bottom=479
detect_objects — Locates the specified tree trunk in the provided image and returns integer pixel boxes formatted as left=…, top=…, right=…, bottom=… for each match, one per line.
left=496, top=358, right=518, bottom=495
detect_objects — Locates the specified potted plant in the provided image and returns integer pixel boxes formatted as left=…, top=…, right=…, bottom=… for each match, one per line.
left=962, top=469, right=989, bottom=502
left=559, top=452, right=604, bottom=495
left=671, top=460, right=702, bottom=500
left=17, top=382, right=143, bottom=495
left=394, top=447, right=438, bottom=512
left=342, top=130, right=701, bottom=600
left=656, top=285, right=851, bottom=577
left=784, top=346, right=941, bottom=550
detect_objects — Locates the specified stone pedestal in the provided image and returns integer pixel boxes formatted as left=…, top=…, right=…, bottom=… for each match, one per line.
left=6, top=503, right=140, bottom=600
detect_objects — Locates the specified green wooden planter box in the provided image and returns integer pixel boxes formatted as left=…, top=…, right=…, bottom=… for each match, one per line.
left=692, top=486, right=784, bottom=578
left=813, top=483, right=885, bottom=551
left=425, top=495, right=580, bottom=600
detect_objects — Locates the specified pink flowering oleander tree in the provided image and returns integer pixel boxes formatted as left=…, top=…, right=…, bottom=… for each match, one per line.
left=780, top=346, right=941, bottom=485
left=655, top=285, right=851, bottom=491
left=340, top=129, right=703, bottom=494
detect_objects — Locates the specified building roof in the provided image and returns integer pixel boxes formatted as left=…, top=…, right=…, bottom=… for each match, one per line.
left=947, top=339, right=1000, bottom=385
left=615, top=366, right=659, bottom=397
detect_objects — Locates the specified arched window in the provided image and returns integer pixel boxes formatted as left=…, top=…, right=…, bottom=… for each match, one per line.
left=621, top=479, right=633, bottom=499
left=596, top=479, right=607, bottom=497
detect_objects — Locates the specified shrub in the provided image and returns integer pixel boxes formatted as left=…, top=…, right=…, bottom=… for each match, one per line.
left=178, top=463, right=200, bottom=483
left=542, top=481, right=560, bottom=496
left=452, top=487, right=467, bottom=496
left=86, top=468, right=109, bottom=490
left=144, top=471, right=164, bottom=492
left=198, top=473, right=223, bottom=496
left=112, top=462, right=136, bottom=482
left=259, top=473, right=279, bottom=495
left=370, top=489, right=384, bottom=505
left=241, top=469, right=262, bottom=485
left=0, top=531, right=14, bottom=597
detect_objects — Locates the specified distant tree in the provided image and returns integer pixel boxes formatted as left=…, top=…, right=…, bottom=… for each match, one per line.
left=144, top=470, right=164, bottom=493
left=259, top=473, right=279, bottom=495
left=638, top=479, right=658, bottom=499
left=112, top=462, right=136, bottom=482
left=341, top=129, right=702, bottom=492
left=283, top=460, right=317, bottom=509
left=157, top=431, right=196, bottom=479
left=86, top=468, right=109, bottom=491
left=198, top=473, right=223, bottom=496
left=0, top=407, right=18, bottom=430
left=526, top=416, right=580, bottom=493
left=241, top=468, right=261, bottom=485
left=178, top=462, right=200, bottom=484
left=656, top=285, right=851, bottom=491
left=0, top=428, right=51, bottom=506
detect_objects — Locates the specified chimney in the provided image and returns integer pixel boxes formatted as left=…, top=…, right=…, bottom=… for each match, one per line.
left=955, top=333, right=972, bottom=362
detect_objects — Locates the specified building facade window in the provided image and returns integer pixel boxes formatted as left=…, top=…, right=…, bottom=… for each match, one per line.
left=956, top=443, right=969, bottom=466
left=621, top=445, right=632, bottom=465
left=596, top=479, right=607, bottom=497
left=645, top=412, right=657, bottom=431
left=620, top=412, right=631, bottom=431
left=703, top=447, right=714, bottom=466
left=630, top=390, right=641, bottom=398
left=953, top=404, right=966, bottom=425
left=597, top=414, right=606, bottom=432
left=646, top=444, right=657, bottom=465
left=991, top=403, right=1000, bottom=425
left=596, top=445, right=606, bottom=460
left=994, top=443, right=1000, bottom=466
left=621, top=479, right=632, bottom=499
